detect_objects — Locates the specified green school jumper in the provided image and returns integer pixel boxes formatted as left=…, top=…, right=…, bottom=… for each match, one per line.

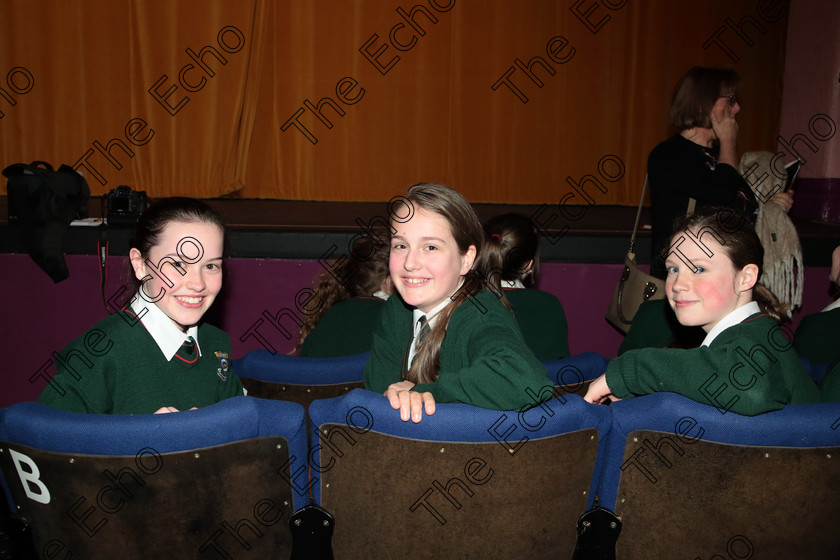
left=618, top=299, right=705, bottom=355
left=300, top=297, right=385, bottom=357
left=364, top=291, right=552, bottom=410
left=504, top=288, right=570, bottom=360
left=606, top=312, right=820, bottom=416
left=39, top=309, right=243, bottom=414
left=793, top=307, right=840, bottom=366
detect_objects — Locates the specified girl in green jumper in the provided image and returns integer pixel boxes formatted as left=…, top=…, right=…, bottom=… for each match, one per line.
left=483, top=212, right=570, bottom=360
left=794, top=245, right=840, bottom=368
left=291, top=235, right=392, bottom=357
left=585, top=207, right=819, bottom=415
left=39, top=198, right=243, bottom=414
left=802, top=245, right=840, bottom=402
left=364, top=184, right=552, bottom=423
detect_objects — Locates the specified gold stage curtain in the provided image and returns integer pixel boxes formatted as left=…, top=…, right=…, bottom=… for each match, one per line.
left=0, top=0, right=789, bottom=205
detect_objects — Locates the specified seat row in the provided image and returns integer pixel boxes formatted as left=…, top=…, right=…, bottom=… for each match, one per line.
left=1, top=353, right=838, bottom=559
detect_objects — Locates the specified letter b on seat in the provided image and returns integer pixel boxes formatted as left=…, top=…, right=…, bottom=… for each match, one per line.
left=9, top=449, right=51, bottom=504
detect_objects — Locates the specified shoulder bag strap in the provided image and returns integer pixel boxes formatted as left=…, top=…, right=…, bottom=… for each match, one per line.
left=628, top=175, right=648, bottom=255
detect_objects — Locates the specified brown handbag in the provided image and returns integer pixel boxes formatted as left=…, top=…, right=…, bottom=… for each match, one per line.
left=605, top=176, right=666, bottom=333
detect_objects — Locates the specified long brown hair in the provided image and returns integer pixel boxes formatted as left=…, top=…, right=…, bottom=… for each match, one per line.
left=670, top=207, right=788, bottom=322
left=291, top=235, right=390, bottom=354
left=393, top=183, right=501, bottom=384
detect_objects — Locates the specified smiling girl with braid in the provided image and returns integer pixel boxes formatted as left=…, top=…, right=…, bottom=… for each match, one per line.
left=364, top=183, right=552, bottom=423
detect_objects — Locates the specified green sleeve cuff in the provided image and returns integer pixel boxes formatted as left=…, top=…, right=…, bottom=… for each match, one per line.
left=413, top=382, right=445, bottom=400
left=605, top=358, right=633, bottom=399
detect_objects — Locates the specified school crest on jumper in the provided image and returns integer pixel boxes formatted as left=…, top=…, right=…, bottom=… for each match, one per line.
left=214, top=351, right=231, bottom=381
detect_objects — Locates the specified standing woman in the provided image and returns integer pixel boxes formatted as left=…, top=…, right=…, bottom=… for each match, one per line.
left=647, top=67, right=794, bottom=279
left=39, top=198, right=243, bottom=414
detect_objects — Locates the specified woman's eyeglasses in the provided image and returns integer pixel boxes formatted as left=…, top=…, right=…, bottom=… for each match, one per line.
left=719, top=94, right=738, bottom=106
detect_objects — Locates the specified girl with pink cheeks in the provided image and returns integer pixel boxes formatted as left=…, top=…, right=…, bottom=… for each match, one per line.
left=585, top=207, right=818, bottom=415
left=364, top=183, right=551, bottom=423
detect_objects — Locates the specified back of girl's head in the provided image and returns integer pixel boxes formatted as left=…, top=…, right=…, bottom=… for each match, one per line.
left=291, top=235, right=391, bottom=354
left=482, top=213, right=540, bottom=287
left=345, top=235, right=390, bottom=297
left=670, top=206, right=788, bottom=322
left=133, top=197, right=225, bottom=257
left=669, top=66, right=741, bottom=130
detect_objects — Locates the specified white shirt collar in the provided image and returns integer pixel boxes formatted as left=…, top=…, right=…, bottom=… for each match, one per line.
left=823, top=298, right=840, bottom=312
left=701, top=301, right=761, bottom=347
left=411, top=296, right=451, bottom=333
left=501, top=279, right=525, bottom=289
left=130, top=291, right=202, bottom=361
left=372, top=290, right=390, bottom=301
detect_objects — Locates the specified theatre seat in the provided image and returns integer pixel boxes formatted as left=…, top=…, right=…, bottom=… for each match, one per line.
left=234, top=350, right=368, bottom=408
left=0, top=397, right=307, bottom=559
left=800, top=356, right=830, bottom=383
left=597, top=392, right=840, bottom=559
left=307, top=388, right=611, bottom=559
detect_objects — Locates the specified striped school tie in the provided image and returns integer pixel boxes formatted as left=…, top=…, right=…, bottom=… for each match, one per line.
left=411, top=316, right=430, bottom=369
left=175, top=336, right=198, bottom=363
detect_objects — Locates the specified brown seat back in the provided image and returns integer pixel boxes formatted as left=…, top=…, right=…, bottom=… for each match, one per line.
left=308, top=389, right=611, bottom=559
left=599, top=394, right=840, bottom=559
left=241, top=377, right=365, bottom=408
left=0, top=437, right=295, bottom=559
left=614, top=429, right=840, bottom=559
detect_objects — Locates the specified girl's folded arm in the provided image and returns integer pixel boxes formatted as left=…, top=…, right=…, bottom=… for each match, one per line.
left=606, top=344, right=791, bottom=416
left=414, top=322, right=550, bottom=411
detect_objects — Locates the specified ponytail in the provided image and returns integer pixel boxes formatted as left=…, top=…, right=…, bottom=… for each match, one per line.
left=753, top=283, right=790, bottom=324
left=477, top=234, right=513, bottom=314
left=481, top=213, right=540, bottom=288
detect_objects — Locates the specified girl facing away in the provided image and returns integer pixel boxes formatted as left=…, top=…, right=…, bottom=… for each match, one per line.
left=585, top=207, right=819, bottom=415
left=291, top=235, right=392, bottom=357
left=794, top=245, right=840, bottom=368
left=363, top=183, right=552, bottom=423
left=483, top=212, right=570, bottom=360
left=801, top=245, right=840, bottom=403
left=39, top=197, right=244, bottom=414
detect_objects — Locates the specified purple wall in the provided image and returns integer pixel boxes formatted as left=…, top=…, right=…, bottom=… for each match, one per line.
left=2, top=253, right=834, bottom=407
